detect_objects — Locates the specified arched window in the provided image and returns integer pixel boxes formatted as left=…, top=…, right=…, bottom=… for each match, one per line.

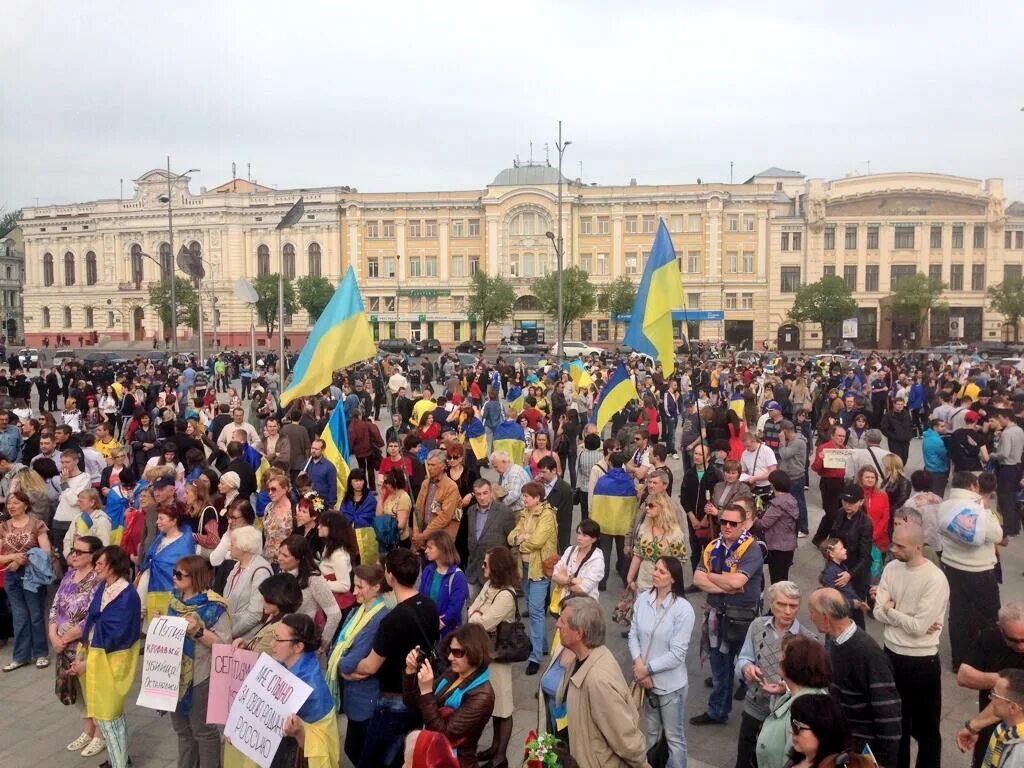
left=159, top=242, right=172, bottom=278
left=64, top=251, right=76, bottom=286
left=189, top=241, right=202, bottom=266
left=283, top=243, right=295, bottom=279
left=86, top=251, right=98, bottom=285
left=62, top=306, right=72, bottom=327
left=257, top=244, right=270, bottom=276
left=43, top=252, right=54, bottom=286
left=42, top=307, right=50, bottom=328
left=308, top=243, right=322, bottom=278
left=131, top=244, right=144, bottom=284
left=514, top=295, right=542, bottom=312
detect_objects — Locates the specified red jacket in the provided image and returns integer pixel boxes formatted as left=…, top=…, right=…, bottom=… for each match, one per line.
left=812, top=440, right=846, bottom=479
left=862, top=486, right=890, bottom=551
left=348, top=419, right=384, bottom=459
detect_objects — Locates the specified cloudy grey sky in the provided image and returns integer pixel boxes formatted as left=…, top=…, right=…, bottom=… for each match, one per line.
left=3, top=1, right=1023, bottom=208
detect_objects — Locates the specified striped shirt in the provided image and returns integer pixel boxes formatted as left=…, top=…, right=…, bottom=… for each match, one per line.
left=575, top=449, right=603, bottom=493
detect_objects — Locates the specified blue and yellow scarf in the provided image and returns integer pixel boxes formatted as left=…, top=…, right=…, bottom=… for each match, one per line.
left=168, top=589, right=229, bottom=715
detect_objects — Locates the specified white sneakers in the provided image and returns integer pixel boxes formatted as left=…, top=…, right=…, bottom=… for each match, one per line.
left=66, top=733, right=105, bottom=757
left=66, top=733, right=91, bottom=752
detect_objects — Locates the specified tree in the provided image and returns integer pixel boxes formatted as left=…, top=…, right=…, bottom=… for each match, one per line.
left=988, top=276, right=1024, bottom=343
left=296, top=275, right=335, bottom=322
left=600, top=276, right=636, bottom=341
left=786, top=276, right=859, bottom=339
left=892, top=272, right=947, bottom=348
left=466, top=270, right=516, bottom=339
left=0, top=208, right=20, bottom=239
left=148, top=276, right=199, bottom=332
left=532, top=267, right=596, bottom=340
left=253, top=273, right=298, bottom=338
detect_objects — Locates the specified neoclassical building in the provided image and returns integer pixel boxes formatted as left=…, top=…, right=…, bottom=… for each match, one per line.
left=18, top=165, right=1024, bottom=350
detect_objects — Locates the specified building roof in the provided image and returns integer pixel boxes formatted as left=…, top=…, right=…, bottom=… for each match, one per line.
left=1007, top=201, right=1024, bottom=216
left=490, top=164, right=570, bottom=186
left=744, top=166, right=805, bottom=183
left=209, top=178, right=274, bottom=194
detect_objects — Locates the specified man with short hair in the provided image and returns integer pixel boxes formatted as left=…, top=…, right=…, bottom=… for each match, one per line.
left=0, top=451, right=25, bottom=499
left=216, top=407, right=261, bottom=451
left=778, top=419, right=809, bottom=537
left=537, top=455, right=573, bottom=551
left=30, top=430, right=61, bottom=469
left=808, top=588, right=901, bottom=767
left=412, top=449, right=460, bottom=551
left=558, top=597, right=648, bottom=768
left=740, top=431, right=777, bottom=504
left=844, top=429, right=892, bottom=481
left=874, top=522, right=949, bottom=768
left=464, top=478, right=515, bottom=600
left=759, top=400, right=784, bottom=459
left=0, top=411, right=22, bottom=464
left=990, top=408, right=1023, bottom=537
left=922, top=418, right=951, bottom=496
left=957, top=668, right=1024, bottom=768
left=281, top=403, right=312, bottom=481
left=881, top=397, right=915, bottom=465
left=18, top=418, right=40, bottom=465
left=79, top=433, right=106, bottom=489
left=52, top=449, right=91, bottom=553
left=625, top=430, right=653, bottom=484
left=303, top=438, right=338, bottom=510
left=829, top=483, right=874, bottom=626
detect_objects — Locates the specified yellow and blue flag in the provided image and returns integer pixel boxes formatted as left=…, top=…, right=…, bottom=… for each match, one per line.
left=281, top=266, right=377, bottom=406
left=590, top=467, right=638, bottom=536
left=506, top=385, right=525, bottom=415
left=623, top=219, right=685, bottom=375
left=569, top=359, right=594, bottom=391
left=592, top=362, right=640, bottom=433
left=321, top=403, right=351, bottom=504
left=492, top=419, right=527, bottom=465
left=83, top=582, right=141, bottom=721
left=461, top=416, right=489, bottom=461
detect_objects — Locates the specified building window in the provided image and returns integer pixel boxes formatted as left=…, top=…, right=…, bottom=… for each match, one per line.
left=408, top=257, right=422, bottom=278
left=725, top=293, right=737, bottom=309
left=597, top=217, right=609, bottom=235
left=383, top=296, right=396, bottom=312
left=63, top=306, right=72, bottom=327
left=824, top=227, right=835, bottom=250
left=452, top=322, right=462, bottom=342
left=1018, top=232, right=1024, bottom=249
left=424, top=220, right=436, bottom=237
left=283, top=243, right=295, bottom=279
left=157, top=242, right=171, bottom=277
left=973, top=225, right=985, bottom=249
left=687, top=251, right=700, bottom=274
left=781, top=232, right=790, bottom=251
left=468, top=219, right=480, bottom=237
left=580, top=320, right=593, bottom=341
left=865, top=265, right=879, bottom=292
left=85, top=251, right=97, bottom=285
left=670, top=214, right=683, bottom=232
left=726, top=251, right=738, bottom=272
left=844, top=265, right=857, bottom=291
left=308, top=243, right=322, bottom=277
left=107, top=311, right=114, bottom=328
left=928, top=264, right=943, bottom=284
left=367, top=297, right=380, bottom=312
left=867, top=226, right=879, bottom=250
left=85, top=306, right=94, bottom=327
left=451, top=255, right=464, bottom=277
left=1005, top=231, right=1012, bottom=249
left=952, top=225, right=964, bottom=249
left=257, top=245, right=270, bottom=276
left=845, top=226, right=857, bottom=250
left=62, top=251, right=75, bottom=286
left=451, top=220, right=463, bottom=238
left=383, top=256, right=395, bottom=278
left=425, top=256, right=437, bottom=277
left=381, top=220, right=393, bottom=238
left=409, top=220, right=421, bottom=238
left=741, top=293, right=753, bottom=310
left=686, top=292, right=701, bottom=309
left=972, top=264, right=986, bottom=291
left=596, top=319, right=609, bottom=341
left=580, top=253, right=592, bottom=273
left=894, top=225, right=915, bottom=249
left=42, top=307, right=50, bottom=327
left=366, top=221, right=379, bottom=239
left=625, top=254, right=638, bottom=274
left=43, top=252, right=54, bottom=286
left=930, top=225, right=942, bottom=249
left=426, top=296, right=438, bottom=312
left=741, top=251, right=754, bottom=273
left=687, top=214, right=701, bottom=232
left=891, top=264, right=917, bottom=289
left=579, top=217, right=592, bottom=235
left=792, top=232, right=802, bottom=251
left=643, top=215, right=657, bottom=233
left=950, top=264, right=964, bottom=290
left=744, top=214, right=755, bottom=232
left=1006, top=265, right=1023, bottom=281
left=727, top=214, right=738, bottom=232
left=780, top=266, right=801, bottom=293
left=823, top=265, right=836, bottom=278
left=367, top=257, right=379, bottom=278
left=623, top=217, right=635, bottom=234
left=596, top=253, right=607, bottom=275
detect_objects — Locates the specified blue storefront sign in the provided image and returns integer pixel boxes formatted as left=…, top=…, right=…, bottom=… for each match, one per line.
left=612, top=310, right=725, bottom=322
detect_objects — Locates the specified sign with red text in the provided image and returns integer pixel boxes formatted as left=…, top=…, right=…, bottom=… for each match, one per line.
left=136, top=616, right=188, bottom=711
left=207, top=644, right=260, bottom=725
left=224, top=654, right=312, bottom=768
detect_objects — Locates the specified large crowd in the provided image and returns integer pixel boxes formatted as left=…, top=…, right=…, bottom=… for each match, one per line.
left=0, top=346, right=1023, bottom=768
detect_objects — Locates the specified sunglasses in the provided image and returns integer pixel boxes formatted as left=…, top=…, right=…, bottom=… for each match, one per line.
left=71, top=548, right=92, bottom=556
left=172, top=570, right=190, bottom=580
left=719, top=519, right=742, bottom=528
left=448, top=646, right=467, bottom=659
left=791, top=720, right=812, bottom=735
left=646, top=502, right=659, bottom=508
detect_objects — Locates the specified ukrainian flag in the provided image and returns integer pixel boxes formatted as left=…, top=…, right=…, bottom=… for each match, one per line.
left=590, top=468, right=638, bottom=536
left=321, top=403, right=351, bottom=505
left=281, top=266, right=377, bottom=406
left=623, top=219, right=685, bottom=375
left=569, top=359, right=594, bottom=391
left=492, top=420, right=527, bottom=465
left=592, top=363, right=640, bottom=433
left=103, top=488, right=129, bottom=545
left=506, top=385, right=525, bottom=415
left=461, top=417, right=488, bottom=462
left=83, top=582, right=141, bottom=721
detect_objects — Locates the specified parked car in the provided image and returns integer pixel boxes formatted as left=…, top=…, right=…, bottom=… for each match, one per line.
left=998, top=357, right=1024, bottom=373
left=420, top=338, right=443, bottom=354
left=51, top=351, right=78, bottom=367
left=930, top=341, right=971, bottom=356
left=455, top=339, right=486, bottom=354
left=553, top=340, right=603, bottom=358
left=83, top=350, right=129, bottom=366
left=17, top=348, right=40, bottom=368
left=455, top=352, right=479, bottom=368
left=378, top=338, right=424, bottom=357
left=973, top=341, right=1019, bottom=359
left=496, top=341, right=526, bottom=355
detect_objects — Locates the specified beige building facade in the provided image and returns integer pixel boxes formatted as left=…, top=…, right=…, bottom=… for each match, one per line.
left=18, top=165, right=1024, bottom=351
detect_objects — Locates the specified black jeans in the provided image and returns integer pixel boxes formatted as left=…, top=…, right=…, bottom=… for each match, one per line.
left=356, top=698, right=421, bottom=768
left=599, top=533, right=626, bottom=589
left=813, top=477, right=845, bottom=546
left=885, top=650, right=942, bottom=768
left=944, top=564, right=1000, bottom=670
left=734, top=711, right=762, bottom=768
left=765, top=549, right=794, bottom=584
left=996, top=464, right=1022, bottom=536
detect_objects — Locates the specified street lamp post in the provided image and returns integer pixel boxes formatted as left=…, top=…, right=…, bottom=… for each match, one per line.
left=546, top=121, right=571, bottom=358
left=158, top=157, right=199, bottom=358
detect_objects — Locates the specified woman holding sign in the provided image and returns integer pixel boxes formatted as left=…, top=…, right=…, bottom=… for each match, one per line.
left=167, top=555, right=232, bottom=768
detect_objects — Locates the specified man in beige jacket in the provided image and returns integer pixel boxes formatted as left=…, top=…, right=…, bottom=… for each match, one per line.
left=558, top=597, right=650, bottom=768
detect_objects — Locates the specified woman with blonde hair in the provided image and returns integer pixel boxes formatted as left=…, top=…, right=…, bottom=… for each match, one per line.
left=626, top=491, right=687, bottom=593
left=62, top=396, right=83, bottom=433
left=63, top=488, right=110, bottom=556
left=879, top=453, right=912, bottom=524
left=11, top=467, right=53, bottom=523
left=187, top=477, right=220, bottom=559
left=262, top=473, right=294, bottom=567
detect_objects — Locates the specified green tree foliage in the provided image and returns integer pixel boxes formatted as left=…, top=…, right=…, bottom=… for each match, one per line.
left=466, top=271, right=516, bottom=338
left=0, top=209, right=20, bottom=238
left=786, top=276, right=859, bottom=329
left=892, top=272, right=947, bottom=348
left=253, top=273, right=298, bottom=337
left=532, top=267, right=596, bottom=339
left=987, top=276, right=1024, bottom=343
left=148, top=277, right=199, bottom=331
left=600, top=276, right=636, bottom=341
left=296, top=275, right=335, bottom=322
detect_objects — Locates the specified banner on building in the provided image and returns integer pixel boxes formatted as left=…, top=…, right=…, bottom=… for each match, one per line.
left=949, top=317, right=964, bottom=339
left=842, top=317, right=858, bottom=340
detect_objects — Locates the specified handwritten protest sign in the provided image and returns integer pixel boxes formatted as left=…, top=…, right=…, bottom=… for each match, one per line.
left=823, top=448, right=853, bottom=470
left=224, top=654, right=312, bottom=768
left=207, top=644, right=260, bottom=725
left=136, top=615, right=188, bottom=711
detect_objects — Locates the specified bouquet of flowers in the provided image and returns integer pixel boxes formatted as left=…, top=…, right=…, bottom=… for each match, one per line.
left=523, top=731, right=563, bottom=768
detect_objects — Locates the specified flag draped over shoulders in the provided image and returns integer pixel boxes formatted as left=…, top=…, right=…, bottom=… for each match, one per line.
left=492, top=420, right=527, bottom=465
left=460, top=416, right=488, bottom=461
left=592, top=363, right=640, bottom=433
left=83, top=583, right=142, bottom=721
left=590, top=468, right=637, bottom=536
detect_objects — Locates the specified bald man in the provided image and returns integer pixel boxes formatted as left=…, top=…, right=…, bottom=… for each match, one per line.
left=874, top=524, right=949, bottom=768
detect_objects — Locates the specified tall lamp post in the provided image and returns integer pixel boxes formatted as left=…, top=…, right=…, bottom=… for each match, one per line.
left=157, top=158, right=199, bottom=358
left=545, top=121, right=571, bottom=358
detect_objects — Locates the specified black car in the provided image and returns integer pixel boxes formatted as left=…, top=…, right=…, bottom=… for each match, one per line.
left=974, top=341, right=1020, bottom=359
left=378, top=338, right=424, bottom=357
left=455, top=339, right=486, bottom=354
left=421, top=339, right=443, bottom=354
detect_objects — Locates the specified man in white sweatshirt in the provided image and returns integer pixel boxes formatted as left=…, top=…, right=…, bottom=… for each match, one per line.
left=939, top=470, right=1004, bottom=672
left=875, top=521, right=950, bottom=768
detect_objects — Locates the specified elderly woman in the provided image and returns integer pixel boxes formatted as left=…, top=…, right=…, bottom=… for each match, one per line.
left=277, top=535, right=341, bottom=653
left=234, top=572, right=303, bottom=654
left=403, top=623, right=496, bottom=768
left=626, top=491, right=687, bottom=593
left=0, top=490, right=53, bottom=671
left=733, top=580, right=816, bottom=768
left=136, top=505, right=194, bottom=623
left=63, top=488, right=111, bottom=557
left=49, top=535, right=104, bottom=758
left=71, top=546, right=141, bottom=768
left=222, top=525, right=273, bottom=640
left=167, top=555, right=232, bottom=768
left=507, top=480, right=557, bottom=675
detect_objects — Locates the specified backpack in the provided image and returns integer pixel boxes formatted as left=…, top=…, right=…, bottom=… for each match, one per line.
left=373, top=513, right=401, bottom=557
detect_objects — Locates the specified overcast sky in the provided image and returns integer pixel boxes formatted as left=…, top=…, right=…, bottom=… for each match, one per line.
left=3, top=1, right=1023, bottom=209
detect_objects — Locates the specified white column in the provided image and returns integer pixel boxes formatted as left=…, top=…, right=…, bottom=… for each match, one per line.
left=708, top=212, right=722, bottom=281
left=487, top=216, right=499, bottom=273
left=439, top=221, right=450, bottom=280
left=395, top=219, right=407, bottom=276
left=347, top=223, right=360, bottom=279
left=756, top=213, right=768, bottom=281
left=612, top=214, right=623, bottom=277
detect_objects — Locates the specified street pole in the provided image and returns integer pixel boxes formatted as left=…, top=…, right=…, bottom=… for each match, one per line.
left=196, top=277, right=205, bottom=364
left=555, top=121, right=571, bottom=357
left=395, top=254, right=402, bottom=339
left=278, top=265, right=285, bottom=377
left=250, top=306, right=257, bottom=372
left=167, top=156, right=177, bottom=357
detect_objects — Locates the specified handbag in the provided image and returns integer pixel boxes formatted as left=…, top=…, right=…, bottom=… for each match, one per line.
left=492, top=588, right=531, bottom=663
left=540, top=554, right=560, bottom=578
left=721, top=603, right=759, bottom=648
left=55, top=651, right=77, bottom=706
left=373, top=513, right=400, bottom=556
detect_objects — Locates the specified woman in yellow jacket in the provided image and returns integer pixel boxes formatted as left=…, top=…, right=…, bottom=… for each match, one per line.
left=507, top=480, right=558, bottom=675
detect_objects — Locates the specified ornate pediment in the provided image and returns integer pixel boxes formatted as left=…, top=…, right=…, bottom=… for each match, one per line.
left=825, top=194, right=987, bottom=217
left=130, top=169, right=194, bottom=208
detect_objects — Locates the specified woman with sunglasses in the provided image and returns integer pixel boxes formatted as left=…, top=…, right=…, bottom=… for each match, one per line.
left=48, top=535, right=104, bottom=758
left=625, top=492, right=687, bottom=594
left=403, top=623, right=496, bottom=768
left=262, top=473, right=294, bottom=568
left=782, top=693, right=872, bottom=768
left=63, top=488, right=111, bottom=557
left=167, top=555, right=231, bottom=768
left=755, top=635, right=833, bottom=768
left=186, top=476, right=220, bottom=560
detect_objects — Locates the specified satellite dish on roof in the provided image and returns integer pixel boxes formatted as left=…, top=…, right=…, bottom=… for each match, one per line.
left=177, top=245, right=206, bottom=280
left=234, top=278, right=258, bottom=304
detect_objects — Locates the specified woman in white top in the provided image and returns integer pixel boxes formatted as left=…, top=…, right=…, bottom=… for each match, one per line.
left=550, top=518, right=605, bottom=603
left=277, top=534, right=341, bottom=653
left=317, top=511, right=357, bottom=611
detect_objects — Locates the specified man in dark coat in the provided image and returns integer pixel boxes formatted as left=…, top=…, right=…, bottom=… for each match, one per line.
left=463, top=478, right=515, bottom=600
left=880, top=396, right=914, bottom=465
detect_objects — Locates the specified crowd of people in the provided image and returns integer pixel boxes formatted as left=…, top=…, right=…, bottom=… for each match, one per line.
left=0, top=345, right=1022, bottom=768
